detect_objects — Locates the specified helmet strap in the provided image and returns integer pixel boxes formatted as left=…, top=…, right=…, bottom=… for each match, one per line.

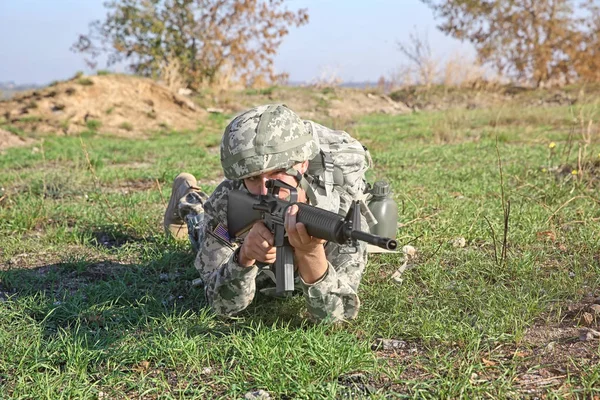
left=285, top=167, right=303, bottom=185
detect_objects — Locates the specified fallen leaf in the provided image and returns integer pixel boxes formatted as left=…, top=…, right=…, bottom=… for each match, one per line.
left=402, top=245, right=416, bottom=258
left=558, top=243, right=568, bottom=252
left=133, top=360, right=150, bottom=372
left=482, top=358, right=497, bottom=367
left=536, top=230, right=556, bottom=241
left=580, top=312, right=594, bottom=327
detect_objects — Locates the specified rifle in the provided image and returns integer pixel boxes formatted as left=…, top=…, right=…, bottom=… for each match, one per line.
left=227, top=179, right=398, bottom=295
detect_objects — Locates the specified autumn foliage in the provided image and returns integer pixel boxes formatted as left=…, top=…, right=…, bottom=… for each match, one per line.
left=422, top=0, right=600, bottom=86
left=72, top=0, right=308, bottom=89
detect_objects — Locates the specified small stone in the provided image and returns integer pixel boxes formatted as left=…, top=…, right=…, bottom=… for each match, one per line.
left=191, top=278, right=204, bottom=287
left=594, top=297, right=600, bottom=305
left=452, top=237, right=466, bottom=248
left=201, top=367, right=213, bottom=375
left=579, top=328, right=600, bottom=341
left=244, top=389, right=271, bottom=400
left=372, top=338, right=407, bottom=351
left=159, top=273, right=169, bottom=281
left=339, top=373, right=366, bottom=384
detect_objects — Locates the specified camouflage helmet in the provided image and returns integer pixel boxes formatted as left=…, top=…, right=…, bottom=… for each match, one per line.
left=220, top=104, right=320, bottom=180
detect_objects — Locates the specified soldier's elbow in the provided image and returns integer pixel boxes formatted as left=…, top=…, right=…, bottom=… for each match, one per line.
left=210, top=297, right=252, bottom=317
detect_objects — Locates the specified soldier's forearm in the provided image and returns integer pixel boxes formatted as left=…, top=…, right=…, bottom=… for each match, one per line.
left=295, top=246, right=328, bottom=284
left=204, top=255, right=259, bottom=316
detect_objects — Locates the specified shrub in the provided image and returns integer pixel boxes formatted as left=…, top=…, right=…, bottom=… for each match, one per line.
left=77, top=78, right=94, bottom=86
left=119, top=122, right=134, bottom=131
left=86, top=119, right=102, bottom=131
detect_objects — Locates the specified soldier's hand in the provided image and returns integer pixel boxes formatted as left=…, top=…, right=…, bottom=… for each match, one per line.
left=285, top=204, right=328, bottom=284
left=285, top=204, right=326, bottom=255
left=238, top=221, right=276, bottom=267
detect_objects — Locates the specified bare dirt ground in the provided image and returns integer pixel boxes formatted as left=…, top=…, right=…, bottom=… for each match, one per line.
left=205, top=86, right=412, bottom=123
left=0, top=127, right=33, bottom=149
left=0, top=74, right=205, bottom=147
left=365, top=295, right=600, bottom=397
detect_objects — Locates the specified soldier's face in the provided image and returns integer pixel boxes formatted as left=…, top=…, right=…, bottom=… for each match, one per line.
left=244, top=162, right=308, bottom=202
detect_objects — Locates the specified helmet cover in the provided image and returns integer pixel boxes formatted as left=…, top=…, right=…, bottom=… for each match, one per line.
left=220, top=104, right=319, bottom=180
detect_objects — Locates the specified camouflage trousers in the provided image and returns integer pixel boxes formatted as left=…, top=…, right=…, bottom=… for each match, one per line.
left=176, top=190, right=207, bottom=252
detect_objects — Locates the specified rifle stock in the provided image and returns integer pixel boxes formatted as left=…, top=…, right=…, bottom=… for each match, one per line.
left=227, top=190, right=262, bottom=237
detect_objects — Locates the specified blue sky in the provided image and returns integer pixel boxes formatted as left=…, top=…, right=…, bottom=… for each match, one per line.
left=0, top=0, right=473, bottom=85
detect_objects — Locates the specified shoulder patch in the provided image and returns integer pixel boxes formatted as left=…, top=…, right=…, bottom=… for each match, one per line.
left=213, top=222, right=232, bottom=243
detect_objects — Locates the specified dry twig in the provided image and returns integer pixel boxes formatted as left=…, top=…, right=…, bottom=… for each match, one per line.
left=155, top=178, right=167, bottom=208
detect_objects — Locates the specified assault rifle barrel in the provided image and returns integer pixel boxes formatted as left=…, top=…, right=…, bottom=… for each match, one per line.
left=351, top=230, right=397, bottom=251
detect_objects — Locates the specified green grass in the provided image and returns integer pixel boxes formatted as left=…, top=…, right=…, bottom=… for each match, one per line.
left=17, top=115, right=43, bottom=123
left=1, top=100, right=600, bottom=398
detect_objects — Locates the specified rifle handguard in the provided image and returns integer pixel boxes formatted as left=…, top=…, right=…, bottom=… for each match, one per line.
left=294, top=202, right=398, bottom=251
left=294, top=203, right=347, bottom=243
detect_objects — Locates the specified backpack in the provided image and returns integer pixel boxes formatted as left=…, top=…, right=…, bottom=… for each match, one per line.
left=301, top=120, right=375, bottom=221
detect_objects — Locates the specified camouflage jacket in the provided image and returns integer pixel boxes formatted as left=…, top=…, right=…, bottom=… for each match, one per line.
left=193, top=179, right=368, bottom=322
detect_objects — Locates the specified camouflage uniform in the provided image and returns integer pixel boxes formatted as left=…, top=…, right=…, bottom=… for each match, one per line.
left=184, top=104, right=369, bottom=322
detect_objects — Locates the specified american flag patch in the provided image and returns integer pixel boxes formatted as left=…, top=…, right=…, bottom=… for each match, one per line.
left=213, top=223, right=231, bottom=242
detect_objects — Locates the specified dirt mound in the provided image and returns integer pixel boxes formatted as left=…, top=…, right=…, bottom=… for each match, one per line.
left=0, top=74, right=206, bottom=142
left=207, top=86, right=412, bottom=125
left=0, top=128, right=33, bottom=149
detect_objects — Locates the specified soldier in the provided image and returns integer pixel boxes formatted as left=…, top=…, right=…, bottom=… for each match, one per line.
left=163, top=104, right=368, bottom=322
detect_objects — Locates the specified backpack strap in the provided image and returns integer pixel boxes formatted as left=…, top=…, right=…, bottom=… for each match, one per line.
left=321, top=150, right=335, bottom=198
left=299, top=176, right=318, bottom=205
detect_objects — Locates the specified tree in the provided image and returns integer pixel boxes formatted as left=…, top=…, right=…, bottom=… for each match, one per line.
left=568, top=0, right=600, bottom=83
left=397, top=28, right=439, bottom=87
left=421, top=0, right=581, bottom=86
left=72, top=0, right=308, bottom=89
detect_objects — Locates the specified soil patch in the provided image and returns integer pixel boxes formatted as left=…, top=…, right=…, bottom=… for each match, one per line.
left=0, top=74, right=206, bottom=147
left=0, top=128, right=33, bottom=149
left=205, top=86, right=412, bottom=126
left=512, top=295, right=600, bottom=396
left=554, top=160, right=600, bottom=186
